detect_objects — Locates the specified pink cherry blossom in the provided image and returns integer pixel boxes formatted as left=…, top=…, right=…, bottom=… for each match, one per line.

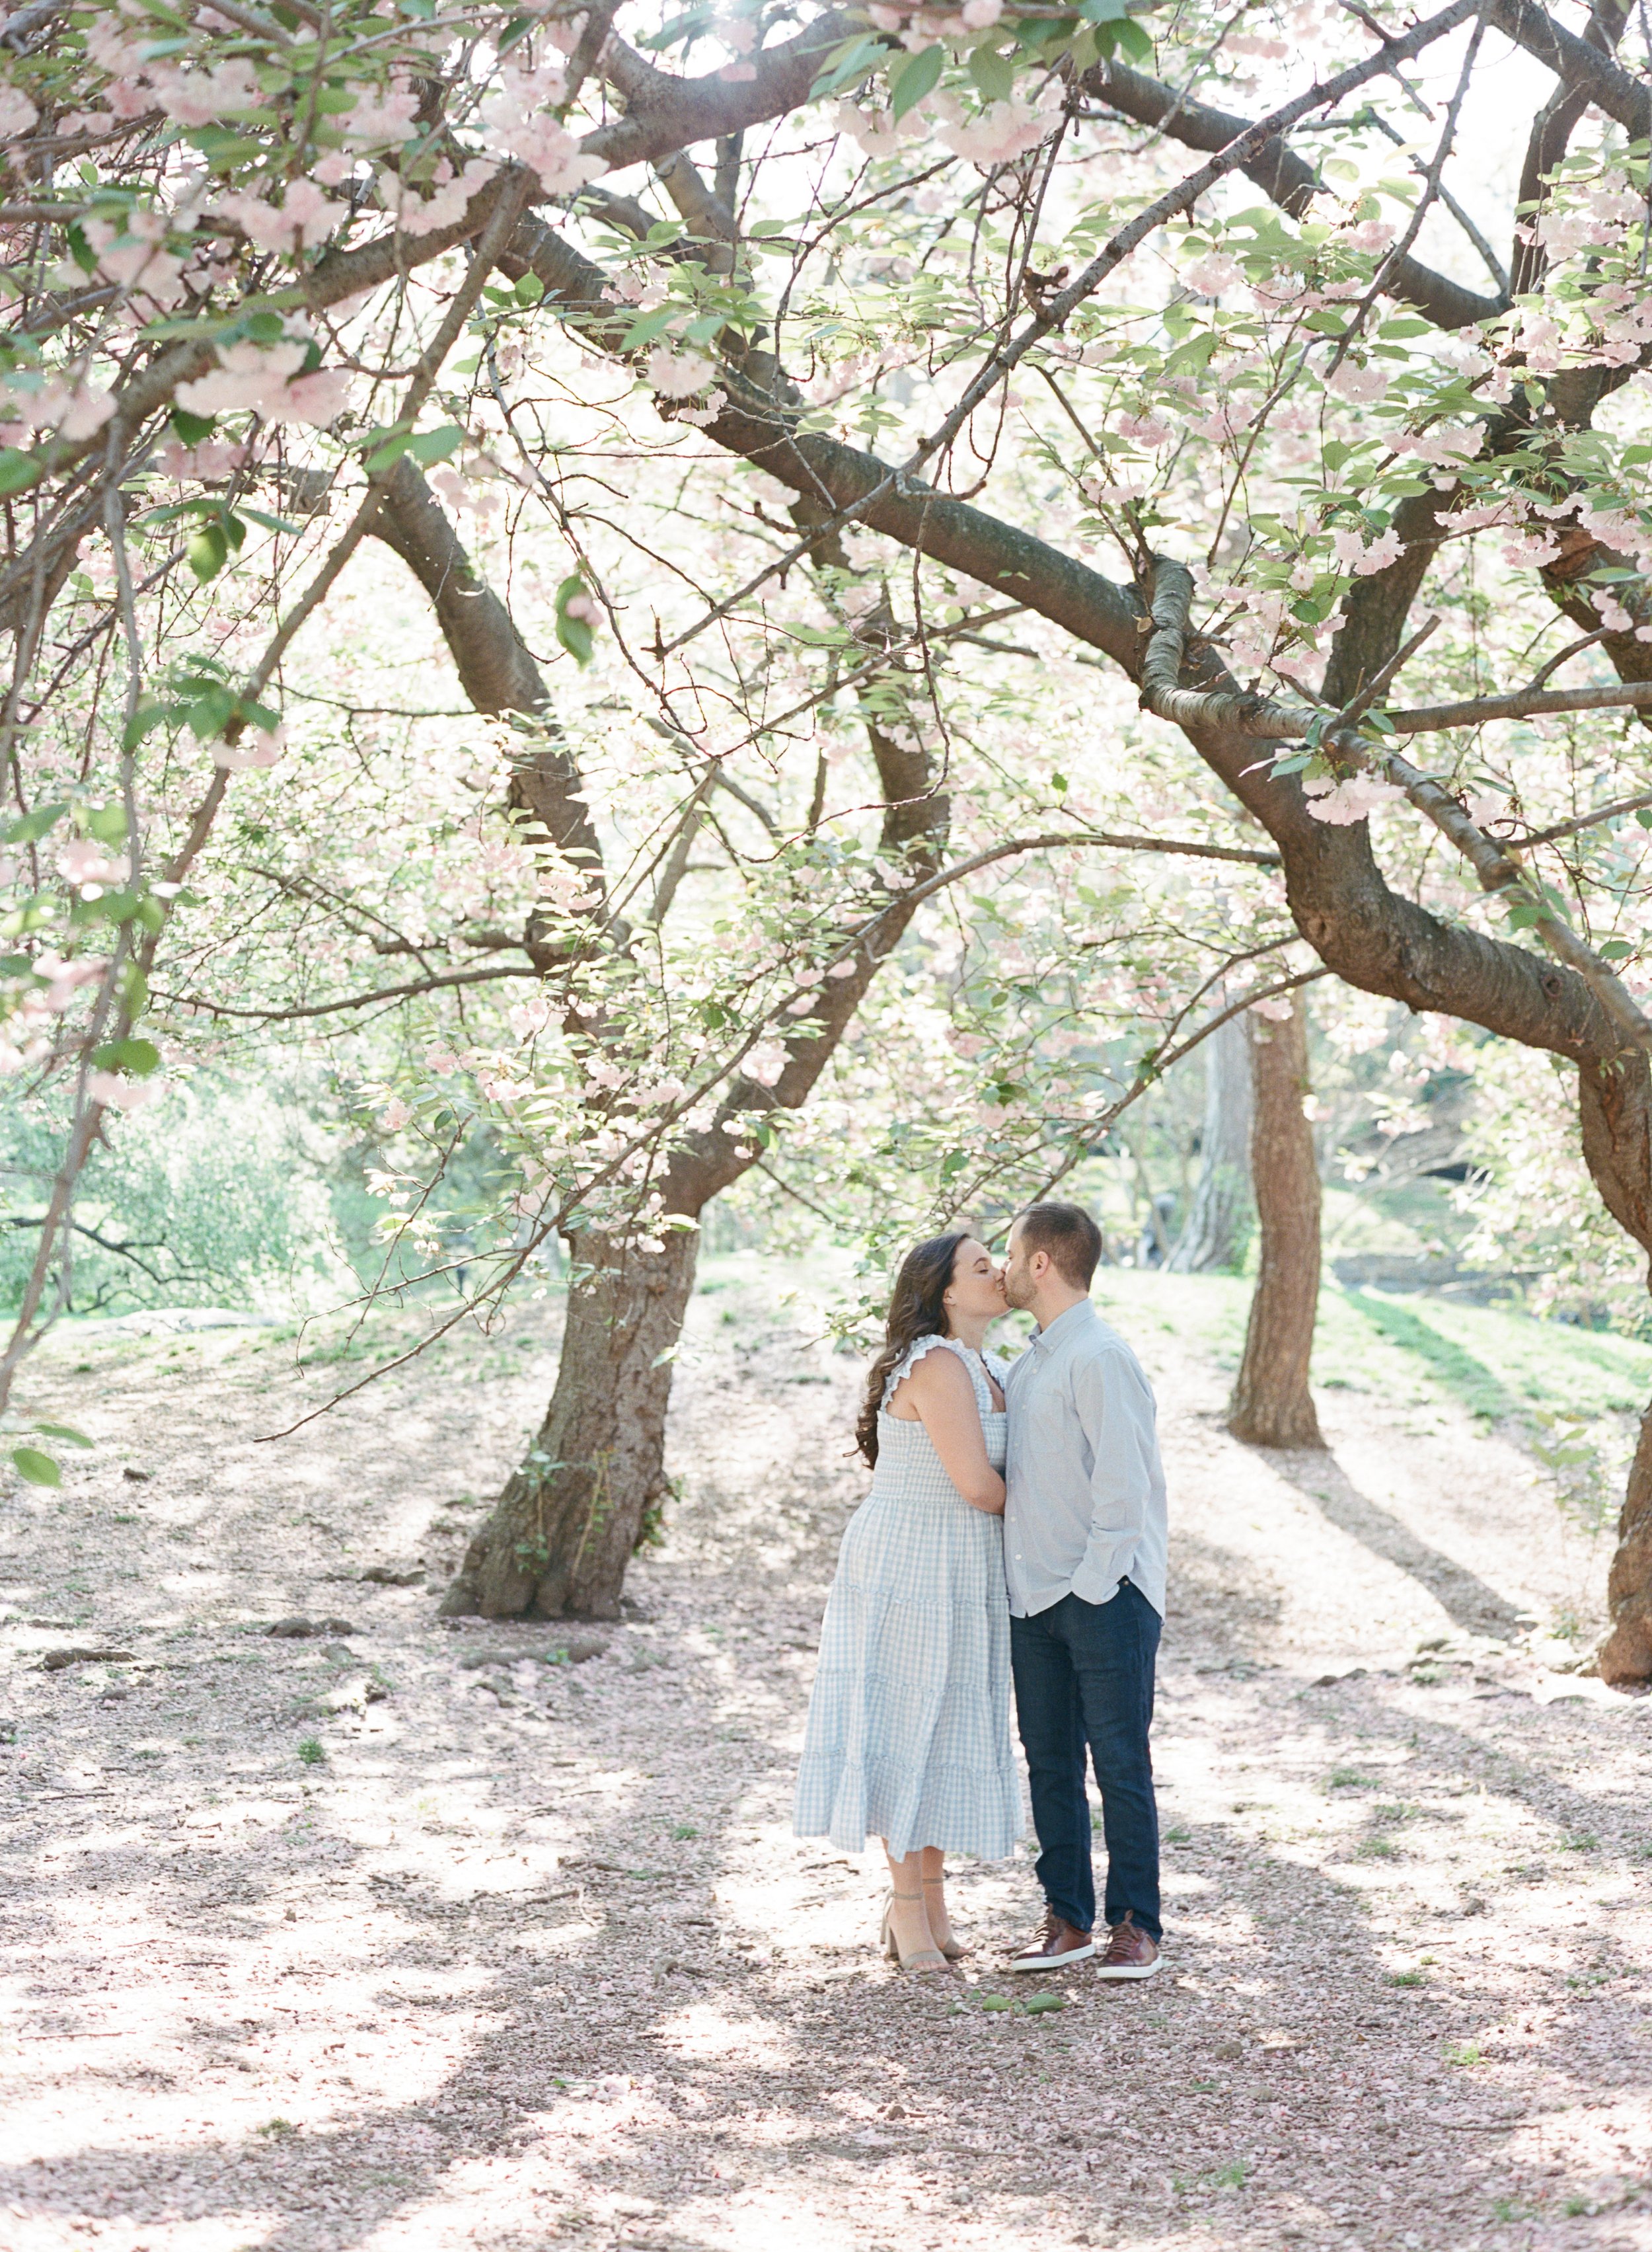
left=677, top=388, right=728, bottom=428
left=149, top=59, right=262, bottom=129
left=212, top=726, right=285, bottom=772
left=176, top=342, right=352, bottom=428
left=1324, top=361, right=1388, bottom=406
left=382, top=157, right=500, bottom=239
left=86, top=1070, right=157, bottom=1111
left=745, top=1042, right=788, bottom=1086
left=34, top=954, right=108, bottom=1012
left=1185, top=253, right=1241, bottom=296
left=1301, top=771, right=1404, bottom=824
left=58, top=841, right=131, bottom=889
left=0, top=86, right=38, bottom=137
left=342, top=87, right=419, bottom=149
left=648, top=345, right=717, bottom=400
left=938, top=97, right=1047, bottom=166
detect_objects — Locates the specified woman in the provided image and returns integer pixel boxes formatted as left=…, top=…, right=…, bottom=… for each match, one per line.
left=794, top=1231, right=1022, bottom=1975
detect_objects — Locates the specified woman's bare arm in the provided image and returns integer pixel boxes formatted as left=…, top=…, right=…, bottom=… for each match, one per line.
left=885, top=1350, right=1006, bottom=1514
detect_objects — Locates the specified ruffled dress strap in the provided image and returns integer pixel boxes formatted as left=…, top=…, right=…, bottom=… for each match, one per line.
left=883, top=1333, right=996, bottom=1418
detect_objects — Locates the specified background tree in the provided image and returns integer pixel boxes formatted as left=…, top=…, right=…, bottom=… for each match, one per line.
left=1228, top=993, right=1326, bottom=1450
left=1169, top=1015, right=1254, bottom=1274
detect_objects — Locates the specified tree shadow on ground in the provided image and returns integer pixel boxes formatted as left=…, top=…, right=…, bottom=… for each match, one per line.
left=8, top=1697, right=1644, bottom=2252
left=1263, top=1446, right=1526, bottom=1639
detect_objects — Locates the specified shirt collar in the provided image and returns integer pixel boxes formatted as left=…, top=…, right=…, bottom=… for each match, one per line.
left=1030, top=1297, right=1099, bottom=1351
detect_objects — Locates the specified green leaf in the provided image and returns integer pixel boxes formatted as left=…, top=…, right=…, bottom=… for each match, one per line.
left=810, top=31, right=886, bottom=100
left=237, top=505, right=306, bottom=536
left=1164, top=333, right=1217, bottom=376
left=186, top=524, right=229, bottom=583
left=11, top=1446, right=60, bottom=1487
left=1113, top=16, right=1154, bottom=61
left=0, top=448, right=42, bottom=496
left=619, top=305, right=680, bottom=351
left=362, top=433, right=412, bottom=473
left=406, top=424, right=464, bottom=466
left=91, top=1036, right=162, bottom=1076
left=122, top=702, right=170, bottom=754
left=1597, top=938, right=1635, bottom=960
left=31, top=1421, right=93, bottom=1448
left=514, top=272, right=545, bottom=306
left=888, top=43, right=944, bottom=120
left=969, top=44, right=1015, bottom=102
left=7, top=800, right=69, bottom=845
left=169, top=407, right=216, bottom=444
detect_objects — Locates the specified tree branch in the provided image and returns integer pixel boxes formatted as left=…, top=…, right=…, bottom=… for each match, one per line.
left=1088, top=59, right=1505, bottom=326
left=151, top=964, right=543, bottom=1023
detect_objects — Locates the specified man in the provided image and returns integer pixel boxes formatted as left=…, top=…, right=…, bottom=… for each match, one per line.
left=999, top=1201, right=1168, bottom=1981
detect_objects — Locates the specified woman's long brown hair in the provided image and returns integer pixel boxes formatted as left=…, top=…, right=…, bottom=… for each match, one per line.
left=853, top=1231, right=969, bottom=1469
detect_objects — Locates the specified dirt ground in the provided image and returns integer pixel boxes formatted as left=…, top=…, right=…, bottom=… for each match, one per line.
left=3, top=1261, right=1650, bottom=2252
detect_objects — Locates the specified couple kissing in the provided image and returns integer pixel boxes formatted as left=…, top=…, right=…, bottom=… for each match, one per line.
left=794, top=1201, right=1169, bottom=1982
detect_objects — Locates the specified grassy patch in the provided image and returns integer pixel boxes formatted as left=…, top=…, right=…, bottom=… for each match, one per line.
left=1343, top=1291, right=1515, bottom=1420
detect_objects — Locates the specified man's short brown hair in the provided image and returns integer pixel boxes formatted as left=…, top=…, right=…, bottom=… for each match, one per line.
left=1014, top=1202, right=1102, bottom=1290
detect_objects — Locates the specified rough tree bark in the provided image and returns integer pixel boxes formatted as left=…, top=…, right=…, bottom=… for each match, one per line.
left=455, top=1227, right=702, bottom=1617
left=1168, top=1013, right=1254, bottom=1273
left=365, top=451, right=948, bottom=1618
left=1227, top=998, right=1325, bottom=1450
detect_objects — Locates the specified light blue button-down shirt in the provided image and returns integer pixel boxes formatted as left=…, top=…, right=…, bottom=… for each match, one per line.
left=1002, top=1298, right=1168, bottom=1619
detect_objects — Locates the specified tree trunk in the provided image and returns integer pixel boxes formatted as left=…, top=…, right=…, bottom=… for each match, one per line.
left=441, top=1227, right=700, bottom=1619
left=1227, top=998, right=1326, bottom=1449
left=372, top=456, right=950, bottom=1625
left=1599, top=1405, right=1652, bottom=1682
left=1169, top=1013, right=1254, bottom=1272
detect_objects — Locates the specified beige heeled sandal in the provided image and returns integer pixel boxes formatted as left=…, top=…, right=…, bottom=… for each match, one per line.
left=879, top=1888, right=950, bottom=1975
left=922, top=1875, right=967, bottom=1962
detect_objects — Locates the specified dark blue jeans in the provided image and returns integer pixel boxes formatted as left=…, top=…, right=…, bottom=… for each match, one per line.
left=1010, top=1581, right=1161, bottom=1942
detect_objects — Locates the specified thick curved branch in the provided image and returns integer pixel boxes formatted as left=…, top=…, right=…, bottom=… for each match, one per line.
left=367, top=454, right=607, bottom=958
left=584, top=12, right=856, bottom=175
left=1090, top=59, right=1505, bottom=327
left=1487, top=0, right=1651, bottom=137
left=1509, top=0, right=1632, bottom=295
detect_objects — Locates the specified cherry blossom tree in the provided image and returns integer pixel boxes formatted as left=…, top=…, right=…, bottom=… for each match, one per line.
left=7, top=0, right=1652, bottom=1670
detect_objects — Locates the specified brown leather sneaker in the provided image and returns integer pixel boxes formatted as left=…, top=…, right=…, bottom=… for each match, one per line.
left=1094, top=1912, right=1162, bottom=1981
left=1007, top=1911, right=1094, bottom=1972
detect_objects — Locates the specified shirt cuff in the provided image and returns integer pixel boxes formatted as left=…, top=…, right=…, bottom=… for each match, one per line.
left=1069, top=1547, right=1132, bottom=1606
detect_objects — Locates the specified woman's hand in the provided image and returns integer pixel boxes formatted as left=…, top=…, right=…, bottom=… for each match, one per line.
left=885, top=1350, right=1006, bottom=1514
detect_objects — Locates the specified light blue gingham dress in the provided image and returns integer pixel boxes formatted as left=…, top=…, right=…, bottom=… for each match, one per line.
left=793, top=1335, right=1023, bottom=1861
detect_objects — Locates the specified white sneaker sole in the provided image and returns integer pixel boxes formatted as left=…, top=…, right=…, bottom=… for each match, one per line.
left=1094, top=1954, right=1162, bottom=1981
left=1008, top=1941, right=1094, bottom=1972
